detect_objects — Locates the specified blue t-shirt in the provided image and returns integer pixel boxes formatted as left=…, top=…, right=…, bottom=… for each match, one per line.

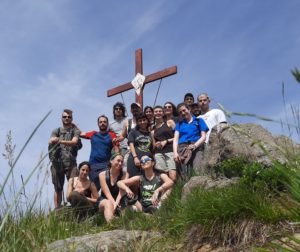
left=175, top=117, right=208, bottom=144
left=85, top=131, right=116, bottom=165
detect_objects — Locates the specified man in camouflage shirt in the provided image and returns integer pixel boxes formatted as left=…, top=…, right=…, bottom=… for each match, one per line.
left=49, top=109, right=81, bottom=209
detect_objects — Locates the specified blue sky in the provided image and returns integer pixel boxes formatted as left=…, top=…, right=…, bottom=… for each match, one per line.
left=1, top=0, right=299, bottom=209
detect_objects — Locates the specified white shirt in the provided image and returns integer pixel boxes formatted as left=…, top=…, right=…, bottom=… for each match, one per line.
left=198, top=109, right=227, bottom=143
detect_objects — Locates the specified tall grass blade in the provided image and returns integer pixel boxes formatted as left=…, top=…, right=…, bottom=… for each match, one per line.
left=0, top=150, right=50, bottom=232
left=0, top=110, right=52, bottom=197
left=291, top=67, right=300, bottom=84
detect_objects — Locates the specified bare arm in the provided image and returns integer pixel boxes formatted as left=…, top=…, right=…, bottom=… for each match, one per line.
left=167, top=119, right=176, bottom=130
left=87, top=182, right=99, bottom=203
left=59, top=136, right=78, bottom=146
left=66, top=178, right=74, bottom=201
left=117, top=176, right=140, bottom=199
left=129, top=142, right=140, bottom=167
left=152, top=173, right=174, bottom=205
left=119, top=120, right=128, bottom=141
left=173, top=131, right=180, bottom=162
left=188, top=131, right=206, bottom=151
left=115, top=172, right=129, bottom=206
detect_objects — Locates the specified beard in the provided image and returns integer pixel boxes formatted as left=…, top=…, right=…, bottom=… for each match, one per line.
left=63, top=121, right=72, bottom=127
left=99, top=125, right=107, bottom=132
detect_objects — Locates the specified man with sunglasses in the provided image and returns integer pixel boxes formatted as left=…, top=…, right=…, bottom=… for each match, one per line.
left=49, top=109, right=81, bottom=209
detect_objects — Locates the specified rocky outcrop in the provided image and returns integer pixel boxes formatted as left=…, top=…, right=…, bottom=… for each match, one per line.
left=196, top=123, right=300, bottom=175
left=181, top=176, right=239, bottom=202
left=47, top=229, right=161, bottom=252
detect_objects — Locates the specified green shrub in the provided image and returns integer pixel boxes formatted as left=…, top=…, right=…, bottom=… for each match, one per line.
left=241, top=162, right=287, bottom=191
left=214, top=156, right=248, bottom=178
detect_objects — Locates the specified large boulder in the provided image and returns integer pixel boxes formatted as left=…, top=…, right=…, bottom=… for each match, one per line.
left=196, top=123, right=300, bottom=175
left=47, top=229, right=160, bottom=252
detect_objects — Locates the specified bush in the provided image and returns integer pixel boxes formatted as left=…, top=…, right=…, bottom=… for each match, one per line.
left=214, top=156, right=248, bottom=178
left=215, top=157, right=288, bottom=192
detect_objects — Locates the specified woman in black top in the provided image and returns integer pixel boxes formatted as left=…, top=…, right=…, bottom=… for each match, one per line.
left=152, top=106, right=177, bottom=182
left=98, top=152, right=127, bottom=222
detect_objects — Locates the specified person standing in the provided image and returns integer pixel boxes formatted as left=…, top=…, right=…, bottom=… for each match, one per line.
left=144, top=106, right=155, bottom=130
left=190, top=103, right=201, bottom=117
left=163, top=101, right=178, bottom=123
left=110, top=102, right=128, bottom=156
left=80, top=115, right=119, bottom=191
left=173, top=103, right=208, bottom=176
left=48, top=109, right=81, bottom=209
left=183, top=93, right=195, bottom=109
left=152, top=106, right=177, bottom=182
left=127, top=113, right=153, bottom=178
left=118, top=102, right=142, bottom=141
left=197, top=93, right=227, bottom=143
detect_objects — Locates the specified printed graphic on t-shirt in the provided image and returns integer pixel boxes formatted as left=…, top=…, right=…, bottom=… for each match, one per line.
left=136, top=135, right=152, bottom=153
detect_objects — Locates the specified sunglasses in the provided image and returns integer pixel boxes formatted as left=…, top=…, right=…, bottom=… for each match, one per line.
left=115, top=107, right=122, bottom=111
left=164, top=105, right=172, bottom=109
left=140, top=157, right=152, bottom=164
left=62, top=116, right=72, bottom=119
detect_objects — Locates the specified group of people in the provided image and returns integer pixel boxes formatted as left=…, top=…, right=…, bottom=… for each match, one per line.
left=48, top=92, right=227, bottom=221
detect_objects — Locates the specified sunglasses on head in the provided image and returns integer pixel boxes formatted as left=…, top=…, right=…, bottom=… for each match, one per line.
left=140, top=157, right=152, bottom=164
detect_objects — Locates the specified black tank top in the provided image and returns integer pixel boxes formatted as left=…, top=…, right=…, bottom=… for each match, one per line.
left=100, top=169, right=123, bottom=200
left=154, top=123, right=174, bottom=153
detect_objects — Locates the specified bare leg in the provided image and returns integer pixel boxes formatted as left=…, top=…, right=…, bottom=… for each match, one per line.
left=54, top=190, right=62, bottom=209
left=99, top=199, right=115, bottom=222
left=134, top=200, right=143, bottom=212
left=168, top=170, right=177, bottom=183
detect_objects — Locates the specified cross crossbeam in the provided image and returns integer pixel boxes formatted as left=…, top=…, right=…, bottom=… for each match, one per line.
left=107, top=48, right=177, bottom=109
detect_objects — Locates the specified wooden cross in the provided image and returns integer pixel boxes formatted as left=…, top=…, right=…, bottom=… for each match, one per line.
left=107, top=48, right=177, bottom=109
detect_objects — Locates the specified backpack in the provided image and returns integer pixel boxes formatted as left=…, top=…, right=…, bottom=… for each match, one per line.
left=48, top=127, right=82, bottom=162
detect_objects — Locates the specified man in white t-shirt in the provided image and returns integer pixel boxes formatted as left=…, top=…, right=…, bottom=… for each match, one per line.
left=197, top=93, right=227, bottom=143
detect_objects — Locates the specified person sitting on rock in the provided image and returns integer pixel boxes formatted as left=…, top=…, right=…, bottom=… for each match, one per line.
left=98, top=152, right=128, bottom=222
left=67, top=161, right=99, bottom=217
left=197, top=93, right=227, bottom=143
left=117, top=155, right=174, bottom=214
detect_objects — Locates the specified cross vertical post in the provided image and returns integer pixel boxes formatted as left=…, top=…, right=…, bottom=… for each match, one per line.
left=135, top=48, right=143, bottom=107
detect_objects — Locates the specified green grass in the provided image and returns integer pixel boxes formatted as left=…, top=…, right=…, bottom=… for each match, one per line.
left=2, top=153, right=300, bottom=251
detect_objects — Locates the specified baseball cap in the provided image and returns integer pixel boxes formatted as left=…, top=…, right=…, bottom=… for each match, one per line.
left=131, top=102, right=141, bottom=108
